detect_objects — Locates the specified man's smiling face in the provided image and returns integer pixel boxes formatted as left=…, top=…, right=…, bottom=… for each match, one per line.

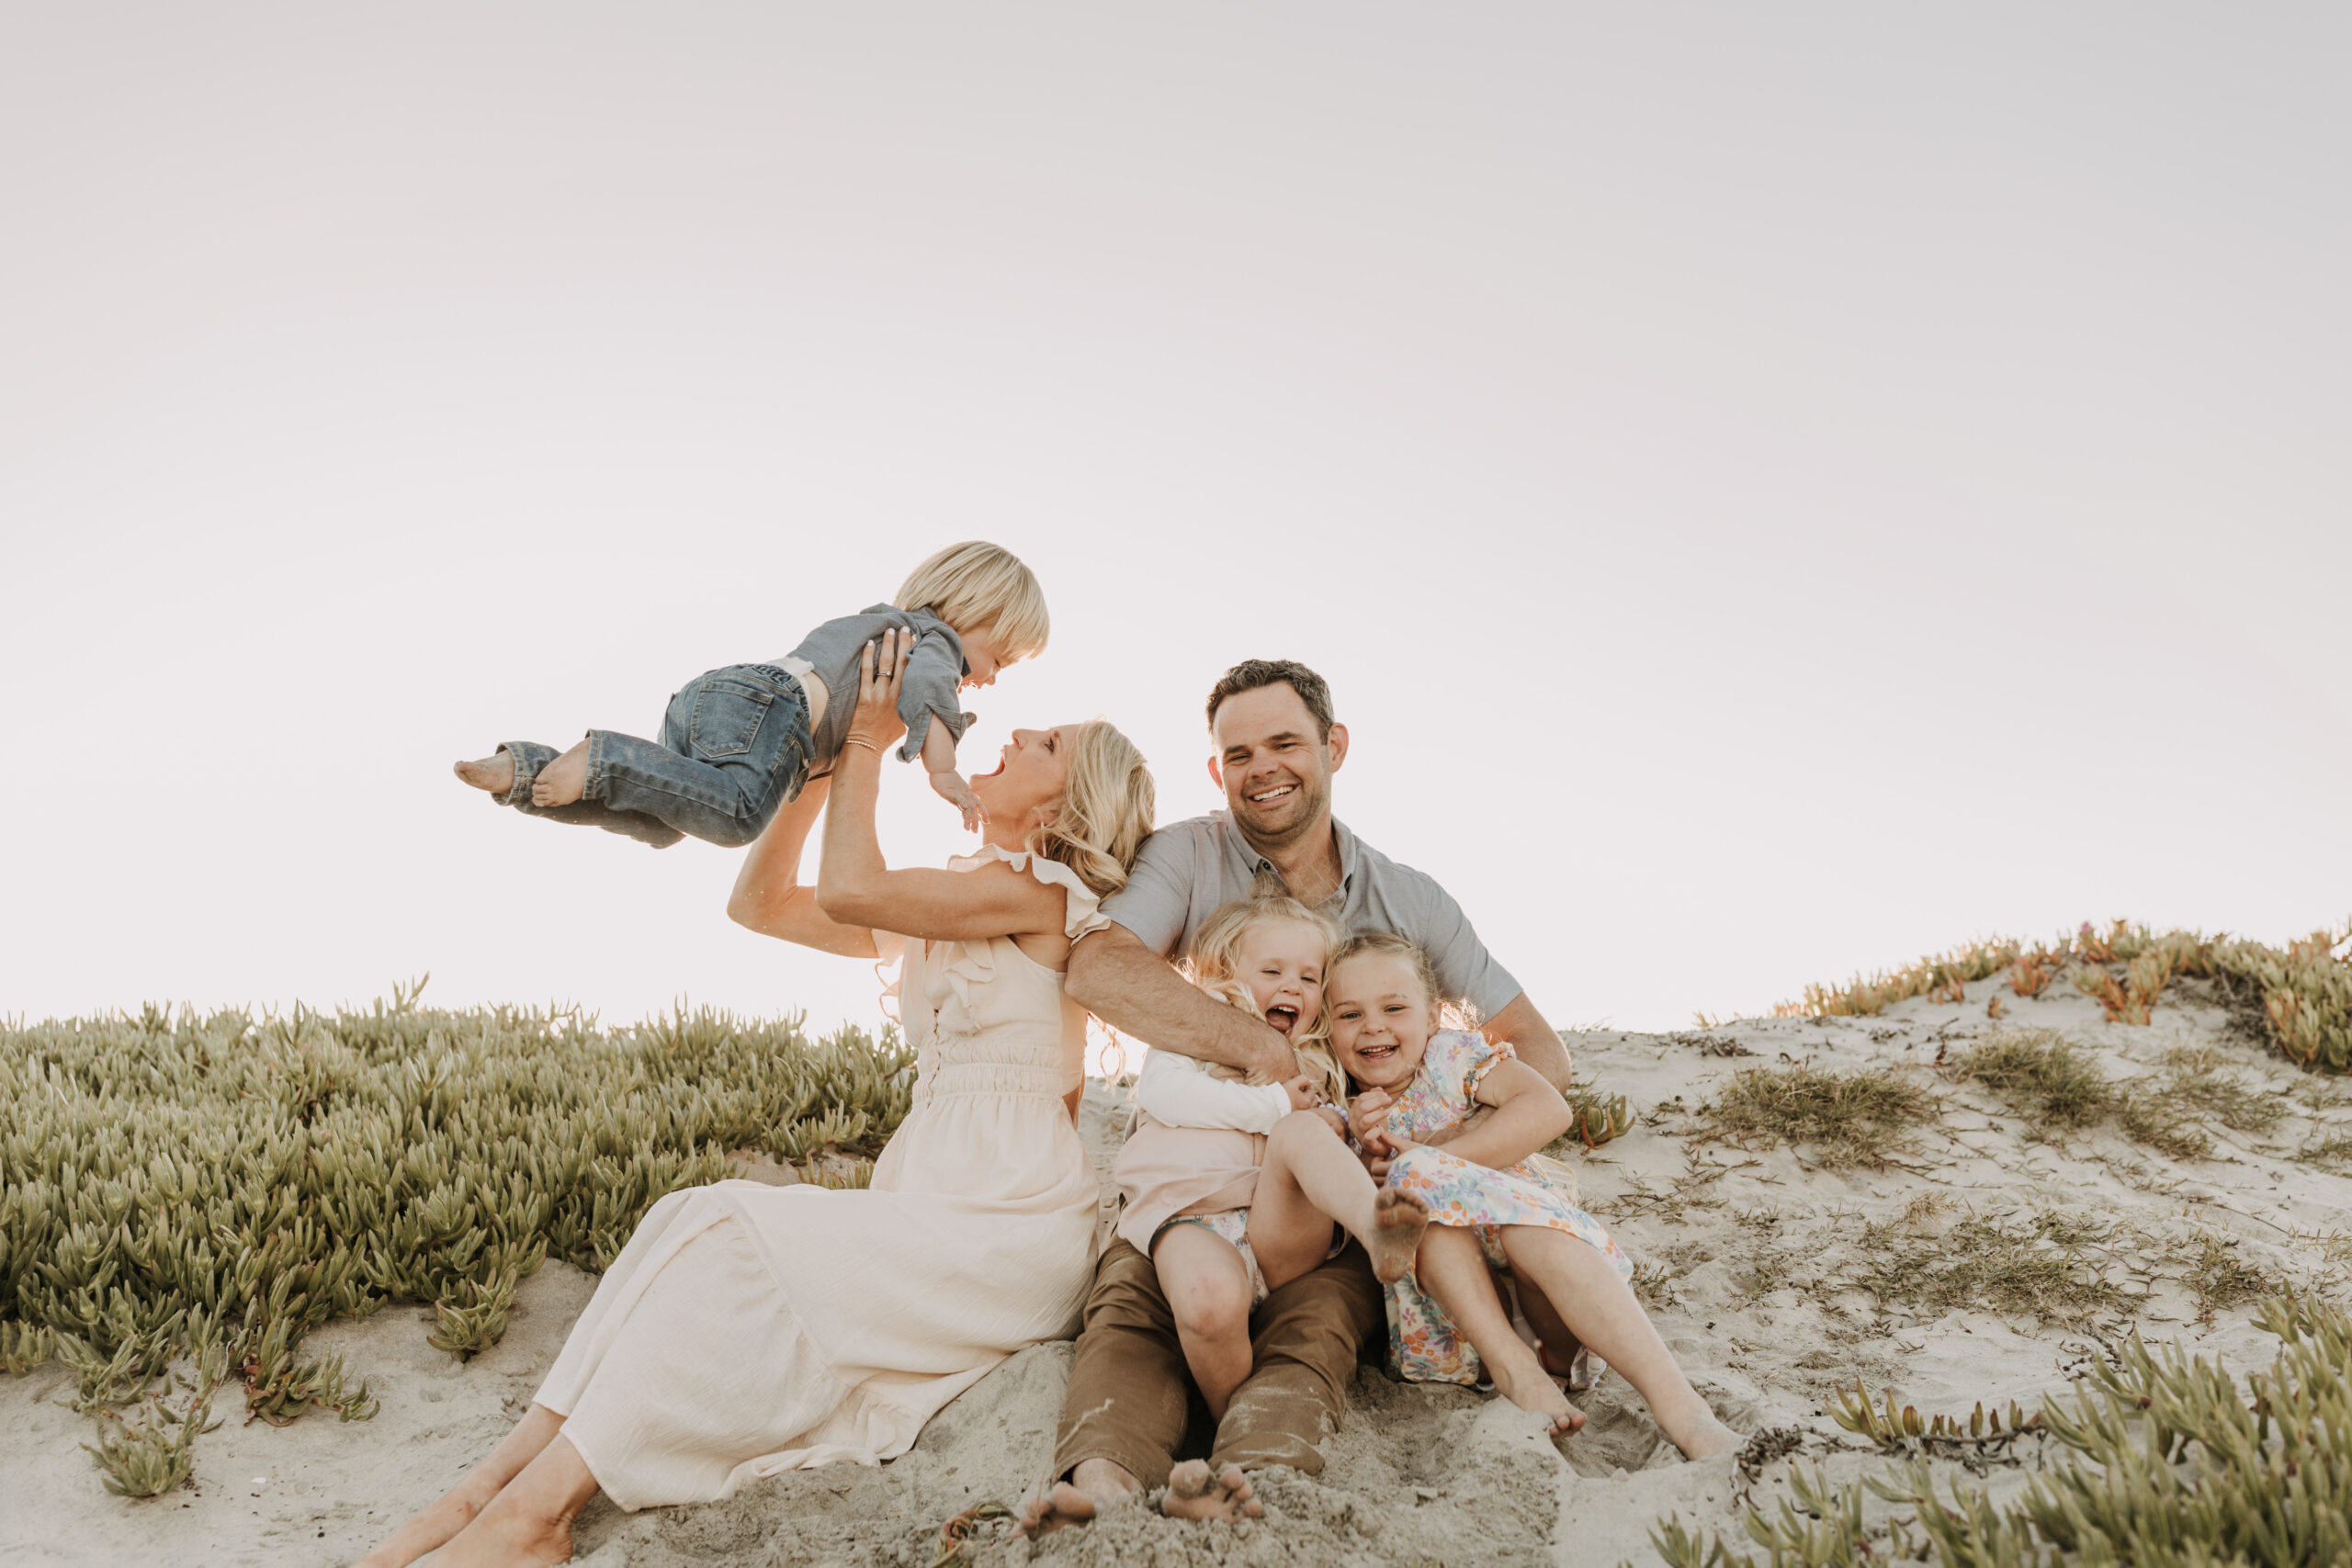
left=1208, top=682, right=1348, bottom=852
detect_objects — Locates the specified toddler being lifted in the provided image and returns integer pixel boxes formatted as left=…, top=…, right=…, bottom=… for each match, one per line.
left=454, top=542, right=1043, bottom=847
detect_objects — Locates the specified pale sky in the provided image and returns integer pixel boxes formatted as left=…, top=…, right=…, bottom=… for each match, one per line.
left=4, top=6, right=2346, bottom=1040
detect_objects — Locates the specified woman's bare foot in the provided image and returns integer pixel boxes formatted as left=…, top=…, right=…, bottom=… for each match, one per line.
left=1018, top=1483, right=1099, bottom=1537
left=453, top=753, right=515, bottom=795
left=347, top=1473, right=497, bottom=1567
left=1366, top=1188, right=1430, bottom=1283
left=1159, top=1460, right=1263, bottom=1522
left=427, top=1491, right=574, bottom=1568
left=531, top=742, right=590, bottom=807
left=1490, top=1357, right=1587, bottom=1438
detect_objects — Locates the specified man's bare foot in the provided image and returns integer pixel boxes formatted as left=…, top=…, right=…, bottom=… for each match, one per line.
left=531, top=742, right=590, bottom=807
left=1159, top=1460, right=1262, bottom=1522
left=1018, top=1483, right=1098, bottom=1538
left=453, top=753, right=514, bottom=795
left=1366, top=1188, right=1430, bottom=1284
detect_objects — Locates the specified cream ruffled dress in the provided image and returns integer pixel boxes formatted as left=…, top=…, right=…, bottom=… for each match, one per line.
left=532, top=846, right=1107, bottom=1508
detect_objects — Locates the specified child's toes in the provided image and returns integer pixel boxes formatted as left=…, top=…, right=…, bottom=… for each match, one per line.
left=453, top=754, right=514, bottom=795
left=531, top=744, right=590, bottom=807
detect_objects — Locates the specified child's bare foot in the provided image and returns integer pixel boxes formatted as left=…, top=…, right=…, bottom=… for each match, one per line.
left=1018, top=1483, right=1099, bottom=1537
left=453, top=753, right=514, bottom=795
left=1491, top=1359, right=1587, bottom=1438
left=1675, top=1413, right=1745, bottom=1461
left=1367, top=1188, right=1430, bottom=1283
left=531, top=742, right=590, bottom=807
left=1159, top=1461, right=1262, bottom=1522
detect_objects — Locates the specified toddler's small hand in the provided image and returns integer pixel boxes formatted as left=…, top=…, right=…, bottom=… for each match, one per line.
left=1348, top=1089, right=1394, bottom=1147
left=1281, top=1074, right=1323, bottom=1113
left=930, top=770, right=989, bottom=832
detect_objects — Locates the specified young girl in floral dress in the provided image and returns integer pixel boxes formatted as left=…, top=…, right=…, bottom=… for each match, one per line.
left=1114, top=891, right=1430, bottom=1421
left=1331, top=931, right=1739, bottom=1459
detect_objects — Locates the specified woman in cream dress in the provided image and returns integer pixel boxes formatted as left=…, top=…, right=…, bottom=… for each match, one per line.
left=356, top=630, right=1156, bottom=1568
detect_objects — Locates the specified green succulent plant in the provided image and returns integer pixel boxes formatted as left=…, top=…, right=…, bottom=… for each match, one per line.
left=1, top=985, right=915, bottom=1496
left=1640, top=1290, right=2352, bottom=1568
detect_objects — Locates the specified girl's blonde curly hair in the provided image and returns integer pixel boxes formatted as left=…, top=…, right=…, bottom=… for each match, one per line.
left=1183, top=889, right=1351, bottom=1109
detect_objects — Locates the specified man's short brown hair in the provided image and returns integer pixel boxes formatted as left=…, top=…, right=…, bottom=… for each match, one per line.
left=1204, top=660, right=1335, bottom=740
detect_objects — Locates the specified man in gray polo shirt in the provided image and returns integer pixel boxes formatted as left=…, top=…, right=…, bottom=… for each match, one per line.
left=1031, top=659, right=1569, bottom=1529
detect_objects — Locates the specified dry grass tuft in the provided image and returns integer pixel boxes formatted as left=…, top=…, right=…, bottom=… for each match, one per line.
left=2298, top=1131, right=2352, bottom=1168
left=2183, top=1233, right=2274, bottom=1324
left=2159, top=1047, right=2284, bottom=1134
left=1699, top=1062, right=1939, bottom=1169
left=1951, top=1030, right=2120, bottom=1131
left=1841, top=1210, right=2128, bottom=1327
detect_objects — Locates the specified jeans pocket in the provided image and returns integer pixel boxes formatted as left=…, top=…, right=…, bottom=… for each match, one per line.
left=686, top=678, right=773, bottom=759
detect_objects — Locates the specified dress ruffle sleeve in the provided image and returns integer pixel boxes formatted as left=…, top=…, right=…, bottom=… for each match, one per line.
left=1452, top=1030, right=1518, bottom=1107
left=944, top=844, right=1113, bottom=942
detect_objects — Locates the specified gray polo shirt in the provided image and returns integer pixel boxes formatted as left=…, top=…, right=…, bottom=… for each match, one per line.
left=1100, top=811, right=1521, bottom=1021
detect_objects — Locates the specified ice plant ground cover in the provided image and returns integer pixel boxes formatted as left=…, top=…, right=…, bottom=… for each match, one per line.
left=0, top=984, right=911, bottom=1494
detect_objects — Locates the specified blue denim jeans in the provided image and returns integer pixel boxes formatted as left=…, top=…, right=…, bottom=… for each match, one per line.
left=494, top=664, right=814, bottom=849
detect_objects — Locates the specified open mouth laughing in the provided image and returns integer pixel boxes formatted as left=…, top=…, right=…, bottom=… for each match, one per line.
left=1265, top=1004, right=1299, bottom=1036
left=1244, top=779, right=1300, bottom=808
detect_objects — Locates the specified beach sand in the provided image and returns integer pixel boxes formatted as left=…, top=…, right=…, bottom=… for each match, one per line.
left=6, top=979, right=2344, bottom=1566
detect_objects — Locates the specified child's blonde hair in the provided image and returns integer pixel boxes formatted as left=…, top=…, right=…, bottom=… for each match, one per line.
left=1330, top=930, right=1444, bottom=1016
left=895, top=542, right=1050, bottom=661
left=1184, top=890, right=1351, bottom=1109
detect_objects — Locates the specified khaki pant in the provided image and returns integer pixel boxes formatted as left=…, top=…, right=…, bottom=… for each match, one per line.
left=1051, top=1232, right=1384, bottom=1487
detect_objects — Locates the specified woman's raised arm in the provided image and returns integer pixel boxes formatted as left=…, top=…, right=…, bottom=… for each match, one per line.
left=727, top=776, right=883, bottom=958
left=816, top=632, right=1069, bottom=944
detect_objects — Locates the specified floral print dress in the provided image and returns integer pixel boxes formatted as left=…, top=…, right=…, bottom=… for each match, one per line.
left=1376, top=1030, right=1633, bottom=1386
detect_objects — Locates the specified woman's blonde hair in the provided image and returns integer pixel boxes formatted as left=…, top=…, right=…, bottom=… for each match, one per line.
left=896, top=541, right=1050, bottom=661
left=1185, top=891, right=1351, bottom=1109
left=1028, top=720, right=1155, bottom=898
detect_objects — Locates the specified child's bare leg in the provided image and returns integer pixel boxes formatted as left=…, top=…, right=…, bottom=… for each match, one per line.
left=1498, top=1226, right=1739, bottom=1460
left=348, top=1404, right=567, bottom=1568
left=1516, top=1279, right=1589, bottom=1384
left=1416, top=1226, right=1582, bottom=1437
left=1250, top=1111, right=1428, bottom=1289
left=531, top=740, right=591, bottom=807
left=453, top=751, right=515, bottom=794
left=1152, top=1225, right=1255, bottom=1424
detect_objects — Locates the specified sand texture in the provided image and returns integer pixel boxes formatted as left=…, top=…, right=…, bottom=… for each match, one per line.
left=6, top=979, right=2344, bottom=1566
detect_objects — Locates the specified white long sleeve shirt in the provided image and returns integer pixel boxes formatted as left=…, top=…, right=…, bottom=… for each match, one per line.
left=1134, top=1047, right=1291, bottom=1135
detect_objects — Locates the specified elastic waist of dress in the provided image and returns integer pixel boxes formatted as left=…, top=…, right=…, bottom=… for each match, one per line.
left=917, top=1064, right=1067, bottom=1100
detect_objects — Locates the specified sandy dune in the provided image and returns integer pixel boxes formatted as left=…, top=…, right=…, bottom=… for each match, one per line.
left=6, top=978, right=2340, bottom=1566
